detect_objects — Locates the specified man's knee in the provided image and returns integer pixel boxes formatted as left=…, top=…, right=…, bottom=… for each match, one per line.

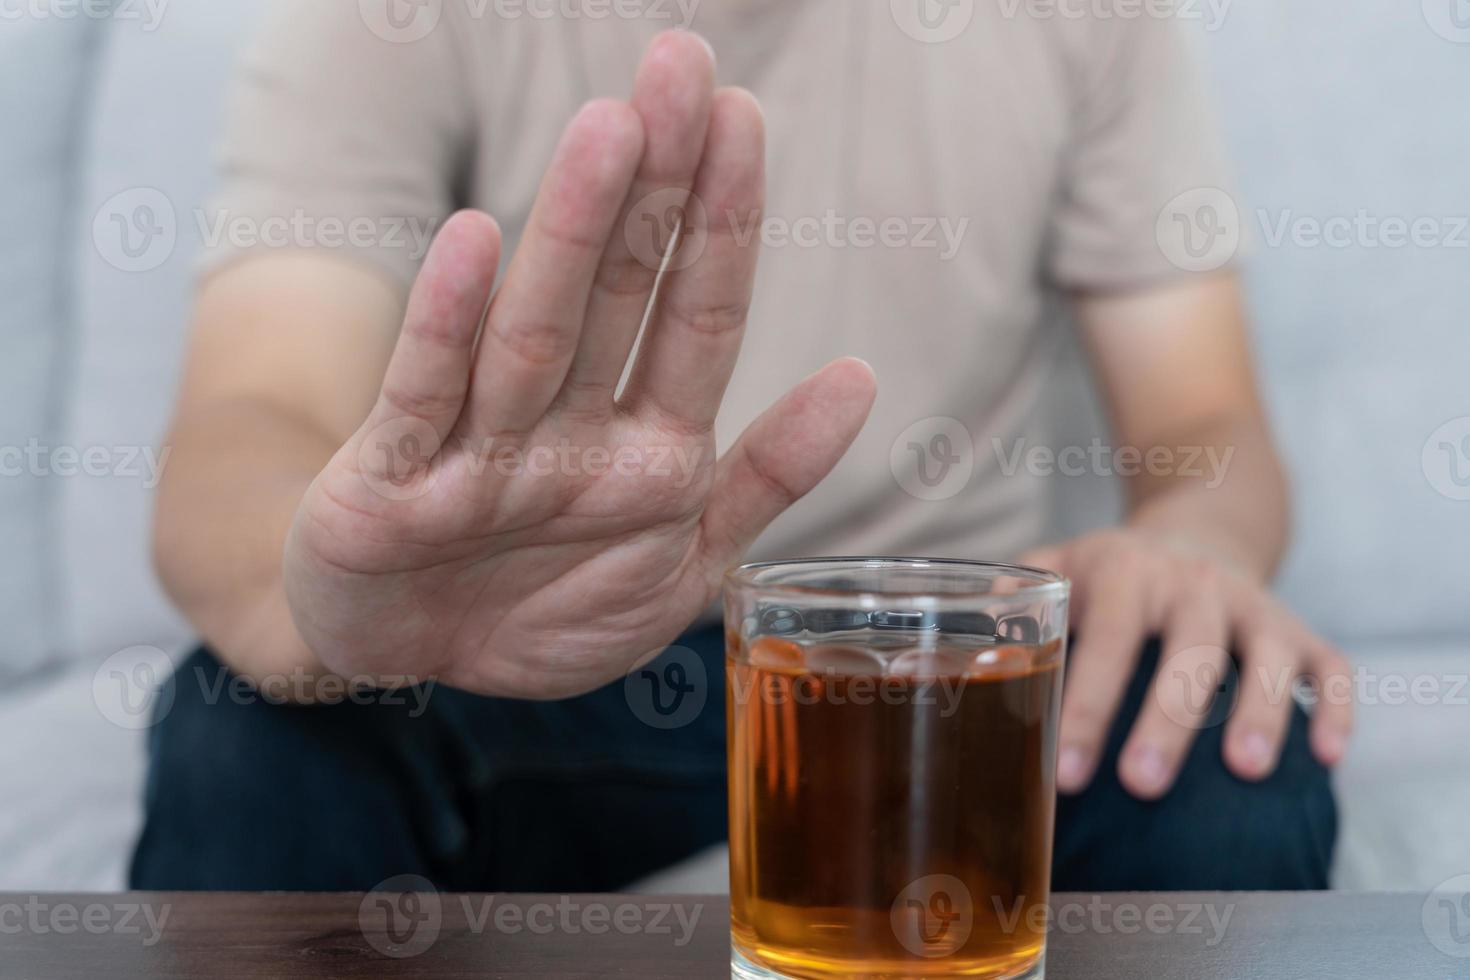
left=129, top=648, right=460, bottom=890
left=1054, top=638, right=1337, bottom=891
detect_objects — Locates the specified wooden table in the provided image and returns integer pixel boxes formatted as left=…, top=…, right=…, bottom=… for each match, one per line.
left=0, top=891, right=1460, bottom=978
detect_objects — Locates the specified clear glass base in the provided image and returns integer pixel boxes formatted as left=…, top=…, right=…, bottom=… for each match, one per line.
left=730, top=946, right=784, bottom=979
left=731, top=942, right=1045, bottom=979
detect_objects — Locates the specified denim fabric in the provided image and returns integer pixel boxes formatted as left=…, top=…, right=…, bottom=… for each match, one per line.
left=131, top=630, right=1333, bottom=891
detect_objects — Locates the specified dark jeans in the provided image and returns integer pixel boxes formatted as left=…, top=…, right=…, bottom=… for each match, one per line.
left=130, top=627, right=1336, bottom=892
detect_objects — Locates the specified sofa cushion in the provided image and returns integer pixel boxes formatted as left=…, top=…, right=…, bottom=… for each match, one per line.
left=0, top=643, right=183, bottom=891
left=1044, top=4, right=1470, bottom=645
left=1202, top=1, right=1470, bottom=642
left=0, top=13, right=102, bottom=679
left=58, top=1, right=267, bottom=665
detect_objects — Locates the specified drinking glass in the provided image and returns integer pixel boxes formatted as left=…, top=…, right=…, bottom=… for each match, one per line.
left=724, top=558, right=1069, bottom=979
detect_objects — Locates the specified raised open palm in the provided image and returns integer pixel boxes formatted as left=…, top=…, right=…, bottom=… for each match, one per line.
left=283, top=33, right=875, bottom=698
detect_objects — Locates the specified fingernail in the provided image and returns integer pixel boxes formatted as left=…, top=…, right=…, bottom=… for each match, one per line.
left=686, top=30, right=716, bottom=66
left=1057, top=747, right=1089, bottom=791
left=1240, top=732, right=1272, bottom=773
left=1129, top=746, right=1169, bottom=794
left=1316, top=730, right=1346, bottom=764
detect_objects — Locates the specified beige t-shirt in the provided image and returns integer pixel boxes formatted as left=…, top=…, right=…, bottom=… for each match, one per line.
left=212, top=0, right=1231, bottom=563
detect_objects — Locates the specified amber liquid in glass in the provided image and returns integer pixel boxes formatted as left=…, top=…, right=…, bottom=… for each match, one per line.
left=727, top=631, right=1062, bottom=979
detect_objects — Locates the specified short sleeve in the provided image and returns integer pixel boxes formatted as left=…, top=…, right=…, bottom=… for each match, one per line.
left=202, top=0, right=473, bottom=288
left=1046, top=16, right=1239, bottom=289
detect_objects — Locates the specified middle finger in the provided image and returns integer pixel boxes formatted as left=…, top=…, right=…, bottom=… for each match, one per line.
left=554, top=31, right=717, bottom=421
left=1118, top=587, right=1230, bottom=799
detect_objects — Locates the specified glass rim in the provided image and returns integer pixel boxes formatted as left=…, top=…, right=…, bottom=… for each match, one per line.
left=724, top=556, right=1070, bottom=602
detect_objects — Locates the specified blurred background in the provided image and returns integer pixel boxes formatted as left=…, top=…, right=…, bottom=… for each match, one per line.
left=1, top=0, right=1466, bottom=892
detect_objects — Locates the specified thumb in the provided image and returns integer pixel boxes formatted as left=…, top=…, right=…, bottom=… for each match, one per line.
left=699, top=357, right=876, bottom=564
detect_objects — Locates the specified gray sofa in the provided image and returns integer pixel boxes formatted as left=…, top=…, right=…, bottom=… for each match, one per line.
left=2, top=0, right=1466, bottom=891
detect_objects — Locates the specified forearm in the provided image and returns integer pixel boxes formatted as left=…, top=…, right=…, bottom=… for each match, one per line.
left=153, top=256, right=405, bottom=697
left=153, top=396, right=336, bottom=687
left=1072, top=274, right=1288, bottom=582
left=1122, top=410, right=1288, bottom=582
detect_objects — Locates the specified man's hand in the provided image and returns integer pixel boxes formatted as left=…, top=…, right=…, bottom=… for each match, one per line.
left=1023, top=529, right=1353, bottom=800
left=282, top=34, right=875, bottom=698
